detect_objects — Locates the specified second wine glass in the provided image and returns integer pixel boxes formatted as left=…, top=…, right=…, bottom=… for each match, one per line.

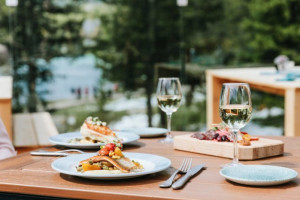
left=219, top=83, right=252, bottom=167
left=157, top=77, right=182, bottom=143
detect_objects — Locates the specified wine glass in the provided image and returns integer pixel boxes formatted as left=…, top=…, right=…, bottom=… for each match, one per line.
left=156, top=77, right=182, bottom=143
left=219, top=83, right=252, bottom=167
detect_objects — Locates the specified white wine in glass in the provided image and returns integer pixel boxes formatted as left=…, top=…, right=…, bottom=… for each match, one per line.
left=219, top=83, right=252, bottom=167
left=157, top=78, right=182, bottom=143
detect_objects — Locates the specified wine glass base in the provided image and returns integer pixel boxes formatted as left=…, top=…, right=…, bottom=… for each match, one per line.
left=158, top=137, right=173, bottom=144
left=221, top=162, right=243, bottom=169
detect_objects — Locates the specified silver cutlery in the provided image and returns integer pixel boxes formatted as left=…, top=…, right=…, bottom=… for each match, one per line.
left=30, top=149, right=86, bottom=156
left=172, top=164, right=206, bottom=189
left=159, top=158, right=192, bottom=188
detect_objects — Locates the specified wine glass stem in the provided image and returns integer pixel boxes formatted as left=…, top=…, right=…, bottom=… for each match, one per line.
left=232, top=129, right=239, bottom=164
left=166, top=113, right=172, bottom=138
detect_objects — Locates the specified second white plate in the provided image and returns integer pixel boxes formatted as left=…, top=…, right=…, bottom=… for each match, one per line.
left=121, top=127, right=168, bottom=137
left=49, top=131, right=140, bottom=149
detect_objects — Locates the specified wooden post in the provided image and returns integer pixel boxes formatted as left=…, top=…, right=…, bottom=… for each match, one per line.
left=284, top=88, right=300, bottom=136
left=206, top=71, right=223, bottom=129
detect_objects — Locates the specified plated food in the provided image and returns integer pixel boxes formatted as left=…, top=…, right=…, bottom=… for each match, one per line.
left=174, top=124, right=283, bottom=160
left=49, top=131, right=139, bottom=149
left=51, top=152, right=171, bottom=179
left=191, top=124, right=259, bottom=146
left=70, top=116, right=120, bottom=144
left=77, top=142, right=143, bottom=174
left=174, top=134, right=284, bottom=160
left=49, top=116, right=140, bottom=149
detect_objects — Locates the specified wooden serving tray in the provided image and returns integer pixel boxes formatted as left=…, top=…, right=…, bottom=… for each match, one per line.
left=174, top=134, right=284, bottom=160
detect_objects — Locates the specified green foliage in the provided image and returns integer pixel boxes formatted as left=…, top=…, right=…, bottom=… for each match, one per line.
left=241, top=0, right=300, bottom=62
left=97, top=0, right=153, bottom=90
left=165, top=100, right=206, bottom=131
left=0, top=1, right=10, bottom=45
left=251, top=90, right=284, bottom=110
left=252, top=115, right=284, bottom=128
left=4, top=0, right=86, bottom=112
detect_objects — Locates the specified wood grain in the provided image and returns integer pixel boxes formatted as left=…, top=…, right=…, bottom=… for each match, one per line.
left=206, top=72, right=223, bottom=127
left=284, top=88, right=300, bottom=137
left=0, top=132, right=299, bottom=200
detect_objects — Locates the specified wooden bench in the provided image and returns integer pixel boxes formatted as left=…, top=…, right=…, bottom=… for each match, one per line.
left=13, top=112, right=58, bottom=147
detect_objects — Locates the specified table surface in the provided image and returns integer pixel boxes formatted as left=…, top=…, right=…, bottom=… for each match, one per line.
left=0, top=132, right=299, bottom=200
left=206, top=67, right=300, bottom=90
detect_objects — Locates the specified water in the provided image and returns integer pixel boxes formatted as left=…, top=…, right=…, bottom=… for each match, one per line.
left=37, top=54, right=102, bottom=101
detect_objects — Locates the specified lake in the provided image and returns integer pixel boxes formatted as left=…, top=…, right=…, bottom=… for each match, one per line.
left=37, top=54, right=102, bottom=101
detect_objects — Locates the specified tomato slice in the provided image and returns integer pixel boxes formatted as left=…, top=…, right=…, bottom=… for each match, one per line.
left=250, top=137, right=259, bottom=141
left=105, top=143, right=116, bottom=151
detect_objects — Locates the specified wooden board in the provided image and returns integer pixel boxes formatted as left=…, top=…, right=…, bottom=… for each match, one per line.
left=174, top=134, right=284, bottom=160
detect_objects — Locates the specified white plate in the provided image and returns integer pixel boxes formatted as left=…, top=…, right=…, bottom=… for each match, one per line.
left=49, top=131, right=140, bottom=149
left=51, top=152, right=171, bottom=179
left=121, top=127, right=168, bottom=137
left=220, top=165, right=298, bottom=186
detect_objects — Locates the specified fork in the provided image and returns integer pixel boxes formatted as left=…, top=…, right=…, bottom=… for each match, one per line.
left=55, top=149, right=86, bottom=154
left=30, top=149, right=86, bottom=156
left=159, top=158, right=192, bottom=188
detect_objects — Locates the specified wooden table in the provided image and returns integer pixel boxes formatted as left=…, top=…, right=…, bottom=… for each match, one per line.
left=206, top=67, right=300, bottom=136
left=0, top=76, right=12, bottom=140
left=0, top=132, right=299, bottom=200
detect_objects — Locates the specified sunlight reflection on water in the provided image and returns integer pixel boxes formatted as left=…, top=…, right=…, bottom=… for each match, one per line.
left=38, top=54, right=102, bottom=101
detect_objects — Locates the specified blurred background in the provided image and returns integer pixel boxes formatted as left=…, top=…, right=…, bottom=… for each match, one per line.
left=1, top=0, right=296, bottom=136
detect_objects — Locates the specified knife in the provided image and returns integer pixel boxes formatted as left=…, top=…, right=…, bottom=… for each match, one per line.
left=30, top=150, right=68, bottom=156
left=172, top=164, right=205, bottom=189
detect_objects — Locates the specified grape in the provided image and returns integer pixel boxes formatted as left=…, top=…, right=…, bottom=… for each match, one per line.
left=213, top=133, right=219, bottom=139
left=221, top=135, right=227, bottom=141
left=191, top=132, right=206, bottom=140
